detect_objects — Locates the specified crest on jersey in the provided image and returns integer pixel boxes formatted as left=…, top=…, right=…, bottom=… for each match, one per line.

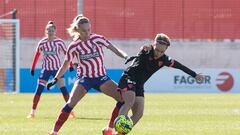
left=158, top=61, right=163, bottom=67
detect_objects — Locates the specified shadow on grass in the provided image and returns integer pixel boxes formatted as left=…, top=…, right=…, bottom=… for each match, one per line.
left=76, top=117, right=109, bottom=121
left=41, top=116, right=109, bottom=121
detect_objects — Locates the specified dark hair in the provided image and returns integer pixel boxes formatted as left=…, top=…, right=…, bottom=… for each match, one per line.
left=77, top=17, right=90, bottom=25
left=73, top=14, right=84, bottom=22
left=48, top=21, right=54, bottom=25
left=155, top=33, right=170, bottom=46
left=46, top=21, right=56, bottom=30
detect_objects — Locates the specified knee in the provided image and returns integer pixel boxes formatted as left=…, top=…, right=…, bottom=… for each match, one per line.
left=124, top=100, right=135, bottom=108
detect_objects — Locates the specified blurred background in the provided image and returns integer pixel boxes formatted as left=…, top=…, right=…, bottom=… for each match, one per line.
left=0, top=0, right=240, bottom=93
left=1, top=0, right=240, bottom=39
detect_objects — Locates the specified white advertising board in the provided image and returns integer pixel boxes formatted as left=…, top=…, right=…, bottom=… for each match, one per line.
left=144, top=68, right=240, bottom=93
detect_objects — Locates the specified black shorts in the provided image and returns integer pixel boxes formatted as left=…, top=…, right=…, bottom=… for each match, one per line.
left=117, top=74, right=144, bottom=97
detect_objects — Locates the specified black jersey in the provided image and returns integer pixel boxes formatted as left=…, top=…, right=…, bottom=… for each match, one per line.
left=124, top=46, right=197, bottom=85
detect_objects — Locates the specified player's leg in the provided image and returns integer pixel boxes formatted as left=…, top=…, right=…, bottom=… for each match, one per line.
left=119, top=90, right=135, bottom=115
left=57, top=78, right=69, bottom=102
left=117, top=75, right=136, bottom=116
left=102, top=102, right=124, bottom=135
left=49, top=83, right=87, bottom=134
left=101, top=75, right=136, bottom=135
left=130, top=86, right=144, bottom=125
left=53, top=70, right=69, bottom=102
left=57, top=77, right=75, bottom=118
left=27, top=69, right=50, bottom=118
left=97, top=76, right=123, bottom=135
left=99, top=78, right=123, bottom=102
left=105, top=97, right=141, bottom=135
left=131, top=96, right=144, bottom=125
left=113, top=95, right=143, bottom=135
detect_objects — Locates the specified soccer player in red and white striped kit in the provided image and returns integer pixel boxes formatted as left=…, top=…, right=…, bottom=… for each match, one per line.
left=27, top=21, right=75, bottom=119
left=47, top=16, right=127, bottom=135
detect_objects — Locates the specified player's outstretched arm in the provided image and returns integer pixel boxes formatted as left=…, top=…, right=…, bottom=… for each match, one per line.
left=47, top=60, right=70, bottom=90
left=107, top=44, right=128, bottom=60
left=171, top=60, right=204, bottom=81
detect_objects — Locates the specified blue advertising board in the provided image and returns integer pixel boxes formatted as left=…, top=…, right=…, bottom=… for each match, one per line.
left=20, top=68, right=123, bottom=93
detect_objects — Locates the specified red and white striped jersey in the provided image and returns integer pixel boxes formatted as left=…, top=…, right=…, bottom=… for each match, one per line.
left=65, top=34, right=112, bottom=78
left=36, top=37, right=67, bottom=70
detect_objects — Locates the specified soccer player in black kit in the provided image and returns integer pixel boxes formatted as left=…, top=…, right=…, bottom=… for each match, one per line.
left=102, top=33, right=205, bottom=135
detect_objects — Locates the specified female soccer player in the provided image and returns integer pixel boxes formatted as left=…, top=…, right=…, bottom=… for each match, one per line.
left=47, top=16, right=127, bottom=135
left=103, top=33, right=205, bottom=135
left=27, top=21, right=75, bottom=119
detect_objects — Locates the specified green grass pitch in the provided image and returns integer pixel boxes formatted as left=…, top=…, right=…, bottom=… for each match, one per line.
left=0, top=93, right=240, bottom=135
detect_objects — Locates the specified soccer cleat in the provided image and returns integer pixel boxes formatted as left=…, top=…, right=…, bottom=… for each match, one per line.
left=26, top=113, right=35, bottom=119
left=69, top=111, right=75, bottom=118
left=102, top=127, right=112, bottom=135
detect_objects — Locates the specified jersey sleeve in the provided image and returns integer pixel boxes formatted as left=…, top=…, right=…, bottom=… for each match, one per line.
left=164, top=55, right=197, bottom=77
left=36, top=40, right=42, bottom=53
left=93, top=35, right=113, bottom=48
left=102, top=37, right=113, bottom=47
left=31, top=41, right=42, bottom=70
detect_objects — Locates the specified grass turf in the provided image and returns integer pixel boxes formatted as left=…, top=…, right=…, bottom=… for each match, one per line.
left=0, top=93, right=240, bottom=135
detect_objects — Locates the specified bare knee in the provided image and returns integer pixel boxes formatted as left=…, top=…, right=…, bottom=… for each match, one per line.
left=124, top=100, right=135, bottom=108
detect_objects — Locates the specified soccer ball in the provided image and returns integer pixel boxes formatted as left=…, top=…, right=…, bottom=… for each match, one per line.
left=114, top=115, right=133, bottom=134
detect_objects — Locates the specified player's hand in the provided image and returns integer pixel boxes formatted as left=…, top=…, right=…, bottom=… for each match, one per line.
left=140, top=45, right=151, bottom=53
left=69, top=66, right=74, bottom=72
left=30, top=70, right=34, bottom=76
left=195, top=73, right=205, bottom=82
left=125, top=56, right=137, bottom=64
left=46, top=78, right=58, bottom=90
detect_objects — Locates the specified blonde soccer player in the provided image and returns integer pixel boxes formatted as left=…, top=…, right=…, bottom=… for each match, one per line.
left=47, top=15, right=128, bottom=135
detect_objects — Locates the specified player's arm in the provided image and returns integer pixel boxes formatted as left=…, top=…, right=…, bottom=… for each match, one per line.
left=60, top=40, right=75, bottom=72
left=46, top=59, right=70, bottom=90
left=47, top=43, right=75, bottom=90
left=171, top=60, right=197, bottom=77
left=165, top=57, right=204, bottom=81
left=55, top=60, right=70, bottom=79
left=30, top=49, right=41, bottom=76
left=107, top=44, right=128, bottom=60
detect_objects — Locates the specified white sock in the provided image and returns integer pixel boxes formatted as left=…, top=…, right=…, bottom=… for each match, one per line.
left=31, top=109, right=36, bottom=114
left=107, top=127, right=113, bottom=131
left=51, top=130, right=58, bottom=135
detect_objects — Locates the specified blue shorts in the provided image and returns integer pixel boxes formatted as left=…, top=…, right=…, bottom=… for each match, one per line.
left=75, top=75, right=110, bottom=92
left=39, top=69, right=64, bottom=81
